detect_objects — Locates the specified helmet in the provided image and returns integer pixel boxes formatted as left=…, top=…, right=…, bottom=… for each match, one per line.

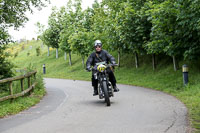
left=94, top=40, right=102, bottom=47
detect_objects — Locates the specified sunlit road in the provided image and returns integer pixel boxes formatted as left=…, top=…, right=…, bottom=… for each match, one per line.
left=0, top=78, right=190, bottom=133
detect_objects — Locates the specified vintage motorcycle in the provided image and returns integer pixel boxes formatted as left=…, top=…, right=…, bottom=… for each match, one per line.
left=90, top=61, right=117, bottom=106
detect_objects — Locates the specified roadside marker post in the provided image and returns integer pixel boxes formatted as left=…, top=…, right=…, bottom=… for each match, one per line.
left=182, top=64, right=188, bottom=86
left=43, top=64, right=46, bottom=74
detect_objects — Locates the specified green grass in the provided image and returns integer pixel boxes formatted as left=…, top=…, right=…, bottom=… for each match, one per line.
left=0, top=86, right=46, bottom=117
left=4, top=40, right=200, bottom=132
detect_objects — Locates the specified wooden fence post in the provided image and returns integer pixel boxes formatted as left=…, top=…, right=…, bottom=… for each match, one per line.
left=28, top=77, right=31, bottom=95
left=34, top=73, right=36, bottom=80
left=21, top=79, right=24, bottom=91
left=33, top=74, right=36, bottom=92
left=9, top=81, right=13, bottom=102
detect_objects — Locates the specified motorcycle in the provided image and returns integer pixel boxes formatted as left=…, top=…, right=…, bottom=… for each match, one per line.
left=89, top=61, right=117, bottom=106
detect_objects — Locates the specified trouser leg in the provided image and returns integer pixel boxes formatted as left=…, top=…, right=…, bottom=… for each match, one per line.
left=92, top=74, right=98, bottom=95
left=92, top=75, right=98, bottom=89
left=108, top=69, right=117, bottom=87
left=108, top=68, right=119, bottom=92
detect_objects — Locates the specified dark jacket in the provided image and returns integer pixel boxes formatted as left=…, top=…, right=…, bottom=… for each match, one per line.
left=86, top=50, right=116, bottom=68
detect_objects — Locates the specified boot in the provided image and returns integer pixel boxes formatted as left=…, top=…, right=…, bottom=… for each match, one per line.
left=113, top=85, right=119, bottom=92
left=93, top=87, right=98, bottom=96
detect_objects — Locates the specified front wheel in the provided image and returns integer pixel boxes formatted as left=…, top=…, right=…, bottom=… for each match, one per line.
left=102, top=81, right=110, bottom=106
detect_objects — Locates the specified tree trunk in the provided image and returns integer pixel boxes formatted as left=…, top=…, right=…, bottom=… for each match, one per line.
left=172, top=55, right=179, bottom=71
left=118, top=48, right=120, bottom=67
left=69, top=52, right=72, bottom=66
left=135, top=52, right=139, bottom=69
left=152, top=54, right=156, bottom=70
left=41, top=42, right=43, bottom=48
left=64, top=52, right=67, bottom=61
left=47, top=46, right=50, bottom=56
left=56, top=48, right=58, bottom=59
left=81, top=56, right=85, bottom=68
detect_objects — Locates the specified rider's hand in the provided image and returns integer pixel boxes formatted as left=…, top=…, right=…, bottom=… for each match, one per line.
left=94, top=65, right=98, bottom=71
left=111, top=61, right=117, bottom=65
left=86, top=67, right=92, bottom=72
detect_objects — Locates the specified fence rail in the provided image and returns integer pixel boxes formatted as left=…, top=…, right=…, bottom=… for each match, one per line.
left=0, top=71, right=37, bottom=102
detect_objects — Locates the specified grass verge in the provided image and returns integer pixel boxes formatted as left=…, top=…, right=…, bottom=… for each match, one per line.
left=0, top=71, right=46, bottom=118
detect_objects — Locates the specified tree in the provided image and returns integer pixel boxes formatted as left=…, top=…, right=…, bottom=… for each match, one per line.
left=175, top=0, right=200, bottom=60
left=35, top=22, right=45, bottom=40
left=69, top=30, right=94, bottom=68
left=0, top=0, right=48, bottom=78
left=41, top=28, right=51, bottom=56
left=59, top=28, right=73, bottom=65
left=0, top=0, right=49, bottom=45
left=103, top=0, right=151, bottom=68
left=145, top=0, right=200, bottom=70
left=58, top=0, right=81, bottom=65
left=90, top=1, right=124, bottom=66
left=59, top=0, right=95, bottom=67
left=44, top=7, right=62, bottom=58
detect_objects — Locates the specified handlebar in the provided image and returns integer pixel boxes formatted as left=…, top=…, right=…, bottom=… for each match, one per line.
left=108, top=63, right=118, bottom=67
left=86, top=63, right=118, bottom=72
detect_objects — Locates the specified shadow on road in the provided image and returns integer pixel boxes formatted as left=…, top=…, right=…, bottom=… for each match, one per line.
left=79, top=99, right=116, bottom=107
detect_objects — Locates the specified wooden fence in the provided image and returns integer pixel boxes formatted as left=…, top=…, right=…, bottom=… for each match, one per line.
left=0, top=71, right=37, bottom=102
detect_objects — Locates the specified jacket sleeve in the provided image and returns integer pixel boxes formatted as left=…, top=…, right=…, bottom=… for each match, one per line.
left=86, top=53, right=93, bottom=69
left=104, top=50, right=116, bottom=64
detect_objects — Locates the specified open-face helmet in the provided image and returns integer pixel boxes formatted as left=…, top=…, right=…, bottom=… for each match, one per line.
left=94, top=40, right=102, bottom=47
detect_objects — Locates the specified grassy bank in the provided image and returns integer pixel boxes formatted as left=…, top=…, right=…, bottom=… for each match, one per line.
left=7, top=40, right=200, bottom=132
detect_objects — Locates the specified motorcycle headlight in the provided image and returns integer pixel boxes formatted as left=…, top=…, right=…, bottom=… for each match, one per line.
left=97, top=64, right=106, bottom=72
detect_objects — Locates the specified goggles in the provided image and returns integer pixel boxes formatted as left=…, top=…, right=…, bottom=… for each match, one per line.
left=95, top=43, right=102, bottom=47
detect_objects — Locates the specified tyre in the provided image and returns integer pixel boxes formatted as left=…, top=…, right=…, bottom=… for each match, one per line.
left=102, top=81, right=110, bottom=106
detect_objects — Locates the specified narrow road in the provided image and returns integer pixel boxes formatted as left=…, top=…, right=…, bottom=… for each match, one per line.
left=0, top=78, right=190, bottom=133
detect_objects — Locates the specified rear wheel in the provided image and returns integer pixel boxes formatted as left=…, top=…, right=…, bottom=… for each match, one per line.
left=102, top=81, right=110, bottom=106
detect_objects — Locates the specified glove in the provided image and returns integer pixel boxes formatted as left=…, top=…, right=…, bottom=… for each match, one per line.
left=94, top=65, right=98, bottom=71
left=86, top=67, right=92, bottom=72
left=111, top=61, right=116, bottom=65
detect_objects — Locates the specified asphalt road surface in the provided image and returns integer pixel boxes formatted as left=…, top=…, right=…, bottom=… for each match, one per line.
left=0, top=78, right=190, bottom=133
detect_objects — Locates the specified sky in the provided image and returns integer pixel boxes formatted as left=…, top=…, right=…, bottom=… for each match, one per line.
left=8, top=0, right=100, bottom=41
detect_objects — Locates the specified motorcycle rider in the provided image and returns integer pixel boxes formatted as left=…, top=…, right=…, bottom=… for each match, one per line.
left=86, top=40, right=119, bottom=96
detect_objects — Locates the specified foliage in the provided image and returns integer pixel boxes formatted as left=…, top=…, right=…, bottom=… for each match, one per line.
left=36, top=47, right=41, bottom=56
left=40, top=0, right=200, bottom=61
left=146, top=1, right=181, bottom=56
left=45, top=7, right=62, bottom=49
left=59, top=1, right=75, bottom=53
left=35, top=22, right=45, bottom=40
left=0, top=50, right=14, bottom=79
left=69, top=30, right=94, bottom=57
left=115, top=1, right=151, bottom=54
left=0, top=0, right=49, bottom=45
left=145, top=0, right=200, bottom=60
left=0, top=0, right=48, bottom=80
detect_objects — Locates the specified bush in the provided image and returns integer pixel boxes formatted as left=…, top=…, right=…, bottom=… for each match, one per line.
left=14, top=52, right=18, bottom=58
left=36, top=47, right=41, bottom=56
left=21, top=44, right=25, bottom=51
left=0, top=57, right=14, bottom=80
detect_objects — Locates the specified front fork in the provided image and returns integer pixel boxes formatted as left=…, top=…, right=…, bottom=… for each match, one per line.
left=98, top=75, right=113, bottom=99
left=98, top=76, right=106, bottom=99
